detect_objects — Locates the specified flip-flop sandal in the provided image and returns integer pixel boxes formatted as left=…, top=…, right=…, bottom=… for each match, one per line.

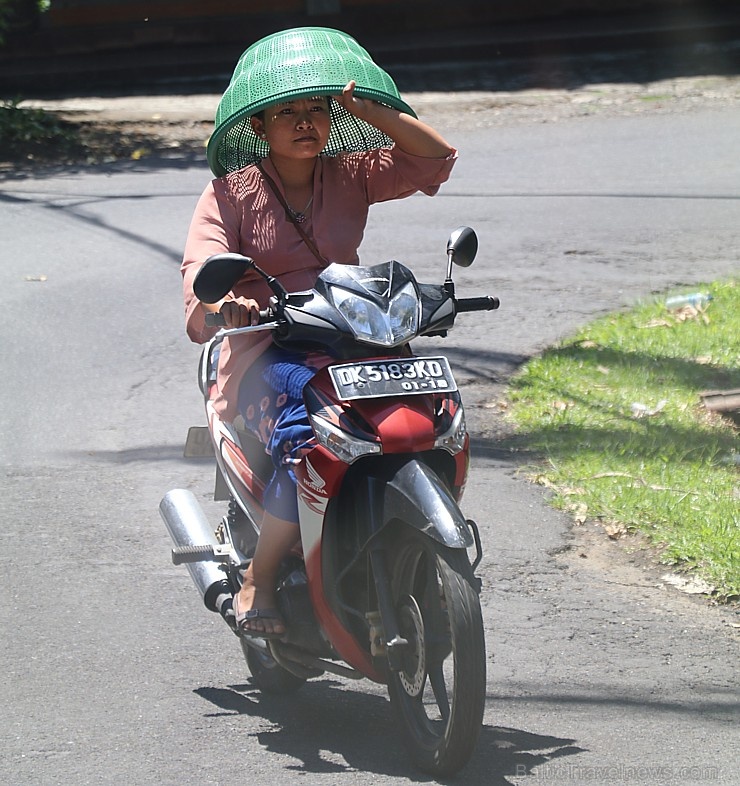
left=233, top=594, right=286, bottom=640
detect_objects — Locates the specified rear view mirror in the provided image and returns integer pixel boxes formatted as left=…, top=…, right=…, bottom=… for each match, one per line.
left=447, top=227, right=478, bottom=268
left=193, top=253, right=254, bottom=303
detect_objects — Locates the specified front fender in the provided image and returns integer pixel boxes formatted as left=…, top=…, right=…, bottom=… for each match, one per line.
left=375, top=459, right=473, bottom=549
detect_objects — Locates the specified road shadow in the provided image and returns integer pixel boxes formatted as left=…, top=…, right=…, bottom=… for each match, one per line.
left=0, top=148, right=208, bottom=183
left=0, top=181, right=193, bottom=260
left=195, top=674, right=739, bottom=780
left=194, top=679, right=583, bottom=782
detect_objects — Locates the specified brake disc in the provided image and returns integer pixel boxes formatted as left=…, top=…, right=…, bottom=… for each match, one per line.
left=397, top=594, right=426, bottom=698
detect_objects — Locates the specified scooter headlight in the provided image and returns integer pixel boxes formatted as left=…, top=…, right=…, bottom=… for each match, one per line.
left=330, top=282, right=419, bottom=346
left=389, top=283, right=419, bottom=343
left=309, top=413, right=382, bottom=464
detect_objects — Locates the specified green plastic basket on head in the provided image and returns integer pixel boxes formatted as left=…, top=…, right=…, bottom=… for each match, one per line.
left=207, top=27, right=417, bottom=177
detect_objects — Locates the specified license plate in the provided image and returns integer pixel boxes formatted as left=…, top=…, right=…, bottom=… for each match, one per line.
left=329, top=357, right=457, bottom=400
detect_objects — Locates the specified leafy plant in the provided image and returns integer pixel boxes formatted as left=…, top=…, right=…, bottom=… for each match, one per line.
left=0, top=98, right=80, bottom=161
left=0, top=0, right=48, bottom=45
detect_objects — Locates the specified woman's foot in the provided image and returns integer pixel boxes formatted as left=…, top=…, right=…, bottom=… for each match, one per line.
left=233, top=511, right=297, bottom=638
left=233, top=577, right=286, bottom=638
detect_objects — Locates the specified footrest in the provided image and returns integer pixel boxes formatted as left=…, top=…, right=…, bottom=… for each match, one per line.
left=171, top=544, right=231, bottom=565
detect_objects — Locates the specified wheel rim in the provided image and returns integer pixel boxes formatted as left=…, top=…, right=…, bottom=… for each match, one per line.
left=392, top=547, right=456, bottom=738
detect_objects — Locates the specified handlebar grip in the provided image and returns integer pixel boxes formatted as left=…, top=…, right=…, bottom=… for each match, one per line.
left=205, top=312, right=226, bottom=327
left=205, top=309, right=272, bottom=328
left=456, top=296, right=500, bottom=313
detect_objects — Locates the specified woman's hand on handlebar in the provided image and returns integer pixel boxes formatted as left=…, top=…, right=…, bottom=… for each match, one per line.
left=204, top=297, right=261, bottom=328
left=221, top=297, right=261, bottom=328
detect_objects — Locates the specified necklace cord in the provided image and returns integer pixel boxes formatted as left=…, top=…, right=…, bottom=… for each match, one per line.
left=257, top=162, right=326, bottom=265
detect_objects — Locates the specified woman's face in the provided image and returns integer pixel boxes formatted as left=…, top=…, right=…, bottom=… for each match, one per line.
left=251, top=97, right=331, bottom=161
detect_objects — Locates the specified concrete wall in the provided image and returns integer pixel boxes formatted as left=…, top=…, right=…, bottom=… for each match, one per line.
left=44, top=0, right=698, bottom=35
left=3, top=0, right=734, bottom=93
left=23, top=0, right=705, bottom=56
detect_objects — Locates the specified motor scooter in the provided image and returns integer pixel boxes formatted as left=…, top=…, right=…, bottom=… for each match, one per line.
left=160, top=226, right=498, bottom=775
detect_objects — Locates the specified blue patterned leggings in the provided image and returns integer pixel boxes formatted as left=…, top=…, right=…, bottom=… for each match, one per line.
left=237, top=346, right=319, bottom=523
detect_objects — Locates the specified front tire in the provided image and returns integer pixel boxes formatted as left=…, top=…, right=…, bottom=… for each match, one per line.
left=387, top=533, right=486, bottom=776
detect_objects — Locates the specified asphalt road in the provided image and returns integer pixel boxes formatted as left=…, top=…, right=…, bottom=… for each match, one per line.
left=1, top=89, right=738, bottom=784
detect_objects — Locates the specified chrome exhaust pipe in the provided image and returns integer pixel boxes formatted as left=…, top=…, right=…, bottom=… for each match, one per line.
left=159, top=489, right=233, bottom=620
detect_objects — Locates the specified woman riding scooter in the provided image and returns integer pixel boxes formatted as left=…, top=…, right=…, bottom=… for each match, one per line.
left=180, top=27, right=457, bottom=638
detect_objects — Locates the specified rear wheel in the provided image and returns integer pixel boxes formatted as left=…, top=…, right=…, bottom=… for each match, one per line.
left=241, top=639, right=306, bottom=695
left=387, top=533, right=486, bottom=776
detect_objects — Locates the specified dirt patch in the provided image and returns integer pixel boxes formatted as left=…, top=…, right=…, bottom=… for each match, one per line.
left=559, top=519, right=740, bottom=623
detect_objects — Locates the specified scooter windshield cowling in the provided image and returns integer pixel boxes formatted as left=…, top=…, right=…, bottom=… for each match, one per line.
left=318, top=261, right=420, bottom=347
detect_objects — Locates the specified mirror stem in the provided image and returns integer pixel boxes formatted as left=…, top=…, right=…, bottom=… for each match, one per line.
left=253, top=261, right=288, bottom=303
left=444, top=252, right=456, bottom=295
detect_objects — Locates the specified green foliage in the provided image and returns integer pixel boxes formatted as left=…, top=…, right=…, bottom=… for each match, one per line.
left=0, top=0, right=48, bottom=45
left=506, top=280, right=740, bottom=601
left=0, top=98, right=79, bottom=161
left=0, top=1, right=11, bottom=42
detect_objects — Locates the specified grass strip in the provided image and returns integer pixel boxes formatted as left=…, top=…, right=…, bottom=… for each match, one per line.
left=505, top=279, right=739, bottom=602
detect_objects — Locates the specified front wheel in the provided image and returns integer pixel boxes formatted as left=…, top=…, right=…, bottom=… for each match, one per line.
left=387, top=533, right=486, bottom=776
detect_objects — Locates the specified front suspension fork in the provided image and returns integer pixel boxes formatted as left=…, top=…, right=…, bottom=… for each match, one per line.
left=368, top=547, right=408, bottom=671
left=364, top=474, right=408, bottom=671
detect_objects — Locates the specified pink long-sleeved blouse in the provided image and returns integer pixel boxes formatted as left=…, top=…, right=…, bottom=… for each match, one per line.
left=181, top=146, right=457, bottom=420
